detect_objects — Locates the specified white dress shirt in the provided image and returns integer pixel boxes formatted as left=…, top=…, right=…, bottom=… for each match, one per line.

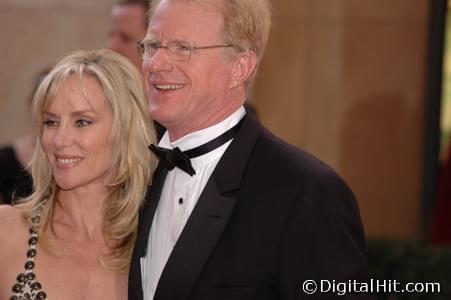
left=141, top=107, right=246, bottom=300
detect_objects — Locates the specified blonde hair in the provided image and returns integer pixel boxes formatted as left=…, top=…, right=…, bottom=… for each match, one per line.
left=18, top=49, right=157, bottom=273
left=149, top=0, right=272, bottom=89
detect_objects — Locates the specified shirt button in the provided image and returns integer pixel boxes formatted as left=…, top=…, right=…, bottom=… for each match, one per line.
left=178, top=198, right=184, bottom=205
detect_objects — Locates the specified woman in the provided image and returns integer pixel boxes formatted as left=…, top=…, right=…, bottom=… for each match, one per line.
left=0, top=49, right=157, bottom=299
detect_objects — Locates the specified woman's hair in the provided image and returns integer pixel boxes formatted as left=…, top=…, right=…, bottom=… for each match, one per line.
left=18, top=49, right=157, bottom=273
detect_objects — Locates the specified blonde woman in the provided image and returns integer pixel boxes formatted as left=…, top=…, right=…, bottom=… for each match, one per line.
left=0, top=49, right=157, bottom=300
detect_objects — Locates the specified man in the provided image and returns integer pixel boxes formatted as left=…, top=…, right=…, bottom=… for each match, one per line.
left=105, top=0, right=148, bottom=70
left=129, top=0, right=370, bottom=299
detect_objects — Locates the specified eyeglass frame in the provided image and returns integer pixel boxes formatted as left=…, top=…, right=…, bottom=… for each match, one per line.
left=135, top=39, right=236, bottom=62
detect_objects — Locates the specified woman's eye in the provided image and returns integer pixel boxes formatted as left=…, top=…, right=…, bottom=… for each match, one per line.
left=75, top=119, right=92, bottom=127
left=43, top=120, right=59, bottom=127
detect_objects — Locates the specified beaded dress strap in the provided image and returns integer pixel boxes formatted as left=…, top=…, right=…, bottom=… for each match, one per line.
left=10, top=213, right=47, bottom=300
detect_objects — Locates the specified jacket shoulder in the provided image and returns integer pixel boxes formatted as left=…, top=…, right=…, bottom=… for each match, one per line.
left=255, top=127, right=344, bottom=183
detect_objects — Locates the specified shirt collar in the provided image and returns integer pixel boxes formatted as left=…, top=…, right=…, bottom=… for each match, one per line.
left=159, top=106, right=246, bottom=151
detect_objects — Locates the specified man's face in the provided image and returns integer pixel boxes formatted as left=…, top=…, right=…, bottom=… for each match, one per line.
left=106, top=4, right=147, bottom=70
left=142, top=0, right=237, bottom=139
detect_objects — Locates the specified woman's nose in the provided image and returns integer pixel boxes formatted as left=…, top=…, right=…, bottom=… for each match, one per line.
left=53, top=125, right=74, bottom=149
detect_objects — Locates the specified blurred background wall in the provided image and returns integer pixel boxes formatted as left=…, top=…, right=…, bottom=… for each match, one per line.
left=0, top=0, right=114, bottom=142
left=0, top=0, right=432, bottom=240
left=255, top=0, right=430, bottom=240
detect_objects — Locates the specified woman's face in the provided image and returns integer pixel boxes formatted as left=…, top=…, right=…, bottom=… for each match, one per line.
left=41, top=75, right=115, bottom=192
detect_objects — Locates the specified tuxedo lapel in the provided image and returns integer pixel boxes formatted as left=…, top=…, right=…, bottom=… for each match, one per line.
left=154, top=179, right=237, bottom=299
left=154, top=115, right=263, bottom=299
left=129, top=164, right=168, bottom=300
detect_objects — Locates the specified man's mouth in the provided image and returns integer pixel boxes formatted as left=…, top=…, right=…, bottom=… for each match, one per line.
left=154, top=84, right=184, bottom=91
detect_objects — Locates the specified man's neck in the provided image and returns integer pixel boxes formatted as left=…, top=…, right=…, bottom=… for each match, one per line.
left=166, top=105, right=245, bottom=143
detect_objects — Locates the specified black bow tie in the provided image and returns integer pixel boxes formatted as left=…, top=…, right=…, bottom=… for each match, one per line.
left=149, top=119, right=243, bottom=176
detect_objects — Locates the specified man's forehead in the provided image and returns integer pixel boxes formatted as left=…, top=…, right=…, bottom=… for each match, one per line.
left=151, top=0, right=222, bottom=11
left=148, top=0, right=223, bottom=36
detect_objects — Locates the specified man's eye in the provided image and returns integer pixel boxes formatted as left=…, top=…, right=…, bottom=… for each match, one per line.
left=75, top=119, right=92, bottom=127
left=148, top=40, right=162, bottom=50
left=175, top=43, right=191, bottom=51
left=43, top=120, right=59, bottom=127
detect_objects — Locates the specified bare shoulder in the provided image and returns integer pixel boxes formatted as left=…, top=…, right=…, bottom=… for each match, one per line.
left=0, top=204, right=24, bottom=225
left=0, top=205, right=29, bottom=298
left=0, top=205, right=28, bottom=249
left=0, top=204, right=28, bottom=261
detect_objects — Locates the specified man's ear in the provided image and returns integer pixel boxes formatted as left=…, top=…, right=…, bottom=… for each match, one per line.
left=229, top=51, right=257, bottom=89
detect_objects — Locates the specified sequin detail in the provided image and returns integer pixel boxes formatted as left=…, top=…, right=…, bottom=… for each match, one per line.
left=10, top=214, right=47, bottom=300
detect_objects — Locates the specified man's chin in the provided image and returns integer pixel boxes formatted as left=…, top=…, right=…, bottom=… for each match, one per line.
left=149, top=110, right=174, bottom=128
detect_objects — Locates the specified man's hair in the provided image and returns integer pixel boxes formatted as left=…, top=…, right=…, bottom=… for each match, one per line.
left=149, top=0, right=272, bottom=89
left=18, top=49, right=157, bottom=273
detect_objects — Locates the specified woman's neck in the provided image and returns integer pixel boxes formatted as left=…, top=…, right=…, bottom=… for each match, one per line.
left=51, top=187, right=109, bottom=242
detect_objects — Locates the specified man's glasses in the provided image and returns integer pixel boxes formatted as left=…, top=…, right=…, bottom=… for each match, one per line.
left=135, top=39, right=235, bottom=62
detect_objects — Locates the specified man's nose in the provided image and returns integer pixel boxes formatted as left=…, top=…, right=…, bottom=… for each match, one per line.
left=144, top=48, right=173, bottom=74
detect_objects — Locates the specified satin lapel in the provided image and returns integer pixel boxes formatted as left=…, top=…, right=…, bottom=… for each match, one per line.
left=128, top=164, right=168, bottom=300
left=154, top=179, right=236, bottom=299
left=154, top=114, right=263, bottom=299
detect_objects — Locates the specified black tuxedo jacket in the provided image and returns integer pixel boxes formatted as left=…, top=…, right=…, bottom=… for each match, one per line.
left=129, top=114, right=369, bottom=300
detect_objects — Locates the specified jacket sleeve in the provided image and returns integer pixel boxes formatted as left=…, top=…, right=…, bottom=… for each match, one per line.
left=278, top=171, right=373, bottom=299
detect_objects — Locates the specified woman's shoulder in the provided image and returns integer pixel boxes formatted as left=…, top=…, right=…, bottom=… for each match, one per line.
left=0, top=204, right=30, bottom=259
left=0, top=205, right=31, bottom=297
left=0, top=205, right=28, bottom=246
left=0, top=204, right=24, bottom=223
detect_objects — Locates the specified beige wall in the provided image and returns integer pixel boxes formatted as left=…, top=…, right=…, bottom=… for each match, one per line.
left=1, top=0, right=431, bottom=239
left=255, top=0, right=430, bottom=239
left=0, top=0, right=114, bottom=144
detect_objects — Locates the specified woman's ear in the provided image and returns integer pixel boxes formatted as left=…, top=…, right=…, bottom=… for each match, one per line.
left=229, top=51, right=257, bottom=89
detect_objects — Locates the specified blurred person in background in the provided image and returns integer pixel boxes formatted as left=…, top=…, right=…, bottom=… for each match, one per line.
left=431, top=142, right=451, bottom=244
left=106, top=0, right=149, bottom=71
left=0, top=49, right=157, bottom=300
left=106, top=0, right=168, bottom=138
left=0, top=69, right=50, bottom=204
